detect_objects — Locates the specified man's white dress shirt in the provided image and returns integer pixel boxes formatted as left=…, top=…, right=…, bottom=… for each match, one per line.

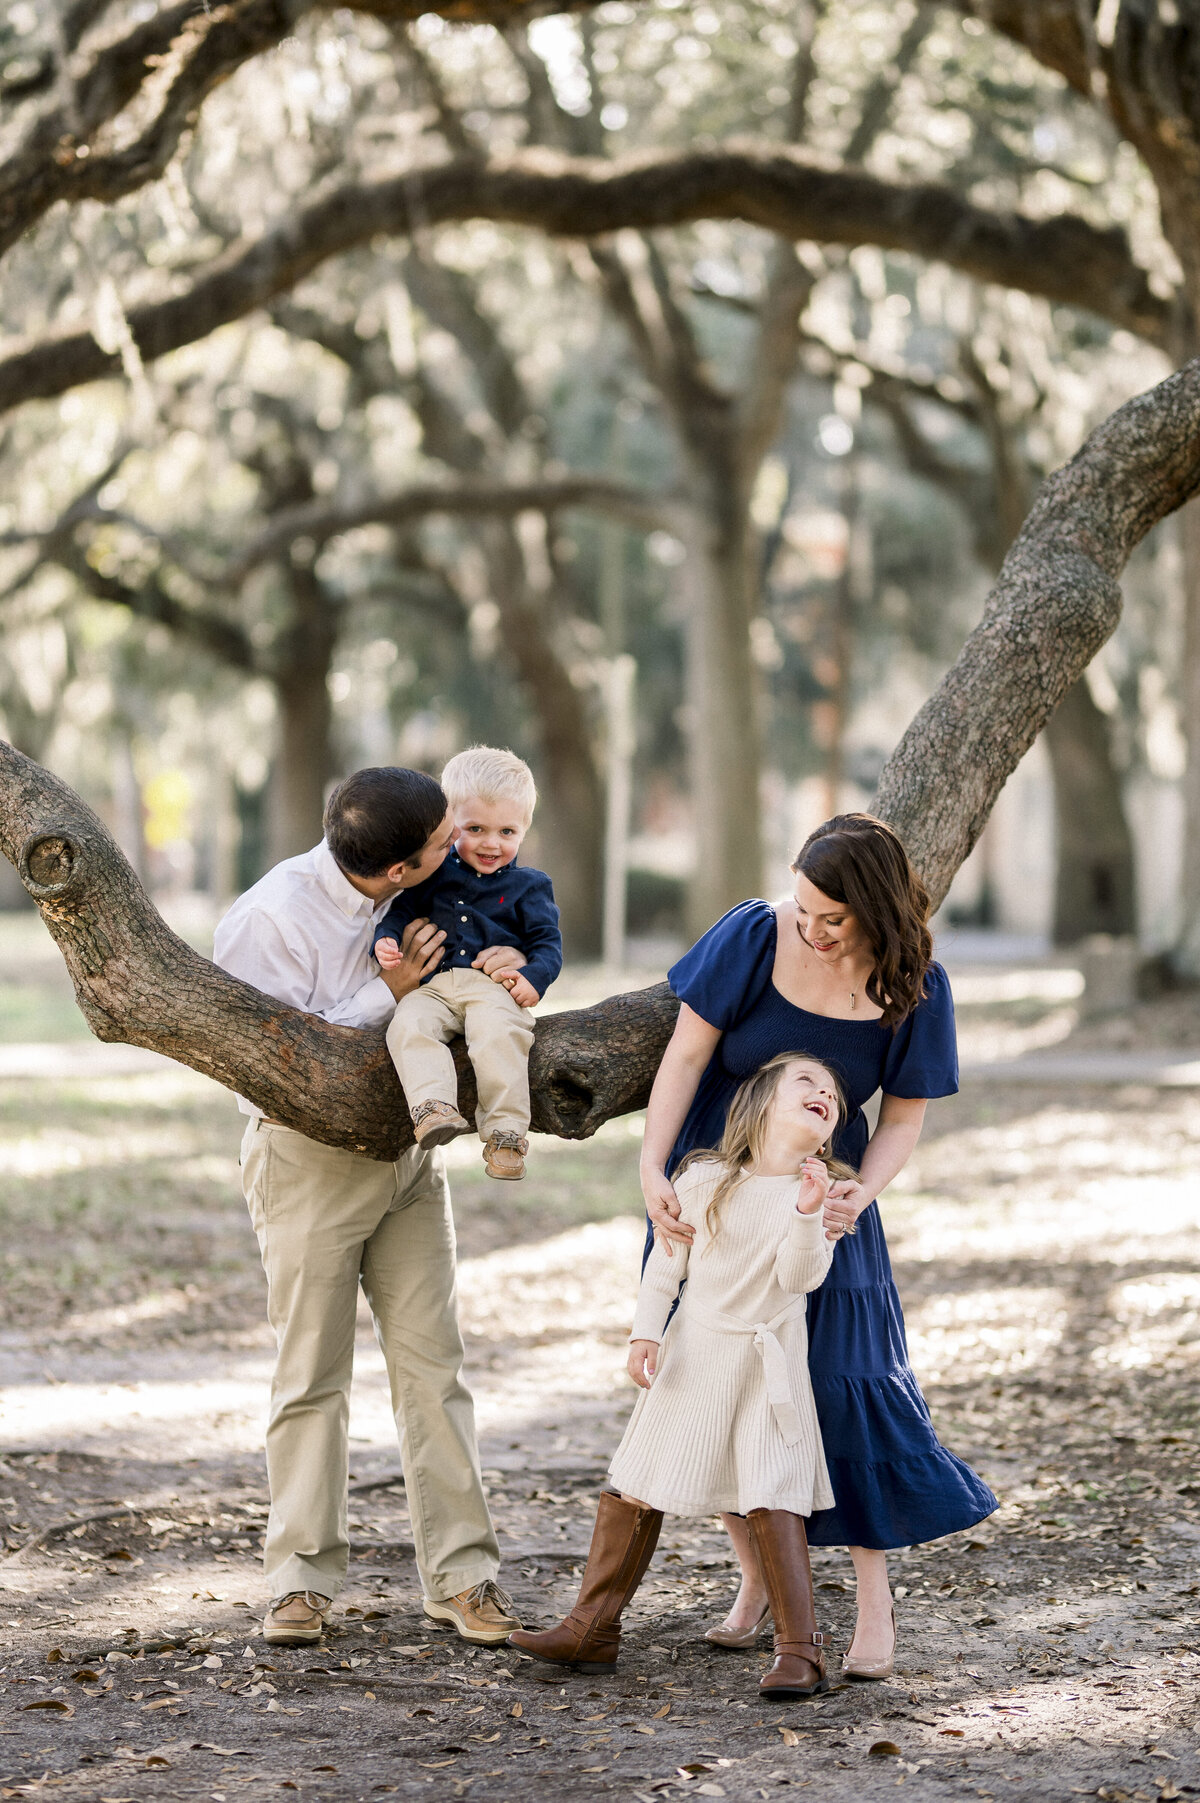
left=213, top=839, right=396, bottom=1117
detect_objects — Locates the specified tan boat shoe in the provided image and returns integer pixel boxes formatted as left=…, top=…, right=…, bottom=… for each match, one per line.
left=482, top=1130, right=528, bottom=1180
left=423, top=1580, right=522, bottom=1644
left=412, top=1099, right=470, bottom=1147
left=262, top=1590, right=331, bottom=1645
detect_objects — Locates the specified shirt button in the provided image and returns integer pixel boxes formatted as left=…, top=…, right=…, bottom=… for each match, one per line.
left=460, top=914, right=468, bottom=922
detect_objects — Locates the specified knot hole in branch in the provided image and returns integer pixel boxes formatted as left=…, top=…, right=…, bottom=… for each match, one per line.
left=20, top=831, right=81, bottom=900
left=543, top=1065, right=600, bottom=1136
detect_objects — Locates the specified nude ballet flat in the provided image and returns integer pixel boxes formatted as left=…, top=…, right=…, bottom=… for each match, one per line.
left=841, top=1604, right=896, bottom=1681
left=704, top=1605, right=772, bottom=1649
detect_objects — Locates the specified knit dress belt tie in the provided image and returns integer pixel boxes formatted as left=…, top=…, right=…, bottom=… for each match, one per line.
left=686, top=1297, right=808, bottom=1446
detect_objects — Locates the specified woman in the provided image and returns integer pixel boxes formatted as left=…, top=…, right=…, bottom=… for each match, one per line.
left=641, top=813, right=996, bottom=1677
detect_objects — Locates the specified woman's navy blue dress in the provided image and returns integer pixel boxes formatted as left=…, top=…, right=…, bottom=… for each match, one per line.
left=657, top=899, right=996, bottom=1551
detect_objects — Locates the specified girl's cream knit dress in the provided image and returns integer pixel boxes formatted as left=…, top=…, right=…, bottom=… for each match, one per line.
left=609, top=1161, right=835, bottom=1519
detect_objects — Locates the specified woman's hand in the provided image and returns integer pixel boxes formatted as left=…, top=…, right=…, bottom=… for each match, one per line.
left=795, top=1158, right=833, bottom=1216
left=822, top=1178, right=871, bottom=1241
left=627, top=1340, right=659, bottom=1389
left=641, top=1165, right=694, bottom=1255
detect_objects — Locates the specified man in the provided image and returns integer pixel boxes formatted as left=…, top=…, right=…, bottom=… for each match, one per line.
left=214, top=765, right=522, bottom=1647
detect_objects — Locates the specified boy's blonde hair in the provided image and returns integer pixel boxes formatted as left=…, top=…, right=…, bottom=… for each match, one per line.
left=441, top=746, right=537, bottom=824
left=677, top=1052, right=858, bottom=1243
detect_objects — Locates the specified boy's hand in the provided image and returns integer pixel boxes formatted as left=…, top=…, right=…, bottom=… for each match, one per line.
left=627, top=1340, right=659, bottom=1390
left=497, top=971, right=539, bottom=1008
left=374, top=936, right=402, bottom=969
left=378, top=918, right=445, bottom=1000
left=796, top=1157, right=833, bottom=1217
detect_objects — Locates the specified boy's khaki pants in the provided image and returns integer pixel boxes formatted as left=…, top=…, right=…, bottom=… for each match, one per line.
left=387, top=968, right=535, bottom=1138
left=241, top=1118, right=499, bottom=1603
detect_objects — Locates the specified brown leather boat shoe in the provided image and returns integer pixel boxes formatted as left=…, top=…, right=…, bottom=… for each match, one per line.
left=482, top=1130, right=528, bottom=1180
left=262, top=1590, right=331, bottom=1645
left=412, top=1100, right=470, bottom=1147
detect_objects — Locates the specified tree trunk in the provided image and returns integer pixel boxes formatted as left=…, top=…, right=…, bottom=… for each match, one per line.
left=682, top=498, right=763, bottom=940
left=3, top=360, right=1199, bottom=1152
left=268, top=565, right=338, bottom=866
left=481, top=525, right=605, bottom=957
left=1043, top=676, right=1137, bottom=945
left=1172, top=497, right=1200, bottom=975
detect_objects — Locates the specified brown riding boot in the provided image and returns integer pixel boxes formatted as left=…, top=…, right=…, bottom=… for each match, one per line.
left=746, top=1509, right=829, bottom=1699
left=508, top=1491, right=662, bottom=1671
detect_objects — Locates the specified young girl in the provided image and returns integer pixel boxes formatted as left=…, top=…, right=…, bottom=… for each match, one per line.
left=509, top=1052, right=853, bottom=1700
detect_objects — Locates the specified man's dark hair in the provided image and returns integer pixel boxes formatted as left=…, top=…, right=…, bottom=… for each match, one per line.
left=324, top=767, right=447, bottom=878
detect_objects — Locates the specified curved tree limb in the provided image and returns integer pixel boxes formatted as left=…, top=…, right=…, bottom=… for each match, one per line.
left=226, top=474, right=680, bottom=581
left=874, top=354, right=1200, bottom=905
left=0, top=144, right=1176, bottom=419
left=0, top=737, right=677, bottom=1159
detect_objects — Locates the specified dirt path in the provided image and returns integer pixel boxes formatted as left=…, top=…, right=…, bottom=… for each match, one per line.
left=1, top=992, right=1199, bottom=1801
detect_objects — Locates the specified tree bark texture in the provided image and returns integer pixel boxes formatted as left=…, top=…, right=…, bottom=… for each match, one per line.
left=0, top=146, right=1173, bottom=421
left=874, top=356, right=1200, bottom=910
left=1043, top=677, right=1138, bottom=945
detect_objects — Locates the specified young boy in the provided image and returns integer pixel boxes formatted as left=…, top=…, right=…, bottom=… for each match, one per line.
left=373, top=747, right=562, bottom=1181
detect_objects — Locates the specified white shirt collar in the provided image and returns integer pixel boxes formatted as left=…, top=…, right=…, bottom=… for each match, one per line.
left=311, top=838, right=380, bottom=920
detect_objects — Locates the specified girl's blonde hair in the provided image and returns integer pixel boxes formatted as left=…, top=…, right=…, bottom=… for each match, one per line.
left=677, top=1052, right=858, bottom=1241
left=442, top=746, right=537, bottom=824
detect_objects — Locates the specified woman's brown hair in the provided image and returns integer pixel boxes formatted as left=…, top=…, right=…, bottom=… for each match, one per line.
left=678, top=1052, right=858, bottom=1242
left=792, top=813, right=933, bottom=1027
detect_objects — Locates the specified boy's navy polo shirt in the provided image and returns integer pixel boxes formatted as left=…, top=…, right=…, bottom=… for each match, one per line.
left=372, top=850, right=562, bottom=1001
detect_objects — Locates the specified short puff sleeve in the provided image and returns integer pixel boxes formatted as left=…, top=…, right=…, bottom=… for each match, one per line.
left=881, top=960, right=959, bottom=1099
left=667, top=899, right=778, bottom=1032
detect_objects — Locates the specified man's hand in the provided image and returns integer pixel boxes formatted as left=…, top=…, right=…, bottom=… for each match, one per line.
left=472, top=944, right=527, bottom=978
left=378, top=918, right=446, bottom=1000
left=627, top=1340, right=659, bottom=1390
left=642, top=1165, right=693, bottom=1256
left=796, top=1158, right=833, bottom=1216
left=496, top=971, right=539, bottom=1008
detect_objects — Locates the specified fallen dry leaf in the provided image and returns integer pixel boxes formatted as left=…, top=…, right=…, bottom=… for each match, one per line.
left=653, top=1703, right=671, bottom=1718
left=510, top=1701, right=522, bottom=1718
left=939, top=1728, right=965, bottom=1737
left=45, top=1647, right=63, bottom=1663
left=869, top=1741, right=902, bottom=1757
left=20, top=1699, right=74, bottom=1715
left=778, top=1727, right=800, bottom=1746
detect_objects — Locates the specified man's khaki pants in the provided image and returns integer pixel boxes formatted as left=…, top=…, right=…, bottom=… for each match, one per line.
left=387, top=968, right=535, bottom=1138
left=241, top=1118, right=499, bottom=1603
